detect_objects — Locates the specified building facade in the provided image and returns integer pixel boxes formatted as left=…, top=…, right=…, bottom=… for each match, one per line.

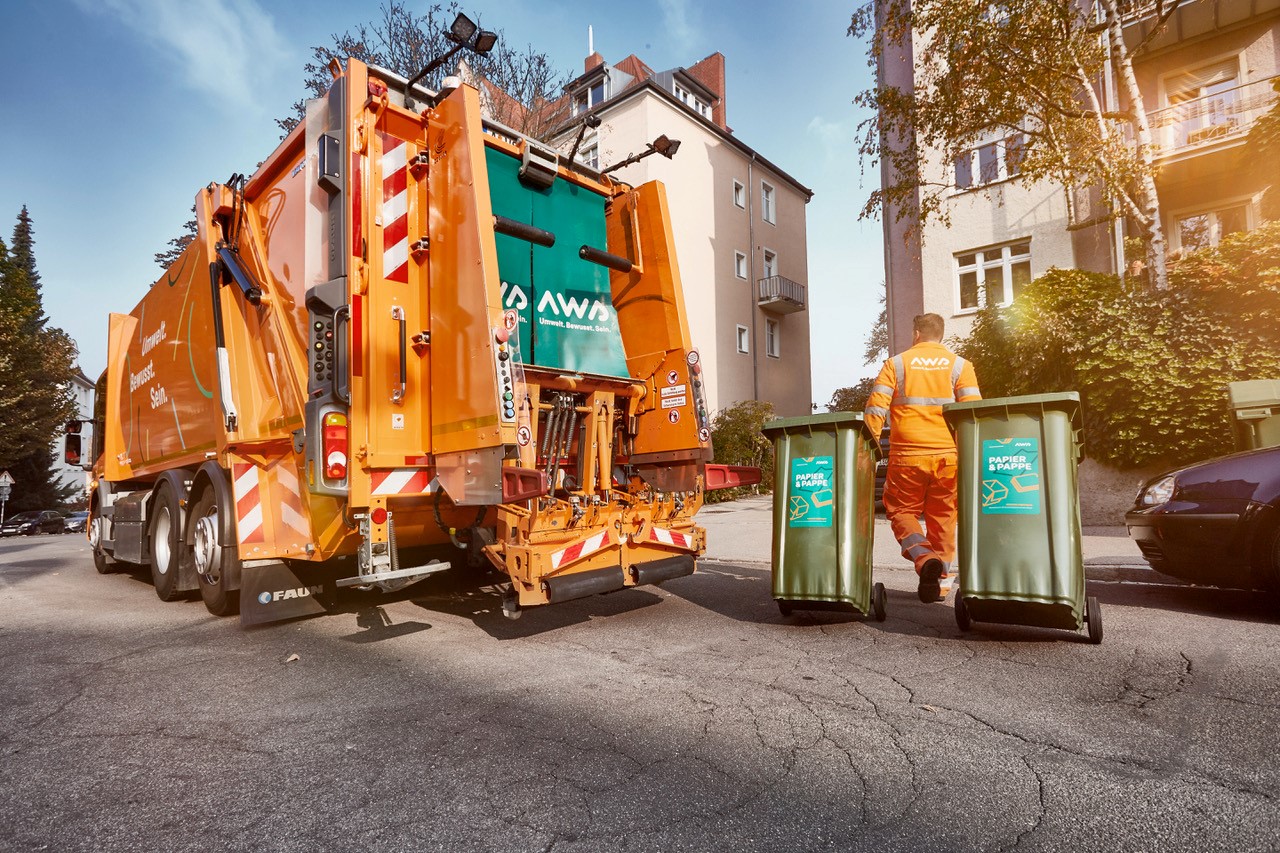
left=881, top=0, right=1279, bottom=353
left=52, top=366, right=95, bottom=502
left=546, top=51, right=815, bottom=417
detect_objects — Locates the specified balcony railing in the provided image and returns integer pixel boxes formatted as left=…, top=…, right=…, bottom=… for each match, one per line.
left=757, top=275, right=806, bottom=314
left=1147, top=75, right=1278, bottom=158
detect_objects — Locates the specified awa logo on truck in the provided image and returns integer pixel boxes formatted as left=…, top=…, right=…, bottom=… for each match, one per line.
left=500, top=280, right=529, bottom=309
left=256, top=586, right=324, bottom=605
left=537, top=291, right=613, bottom=322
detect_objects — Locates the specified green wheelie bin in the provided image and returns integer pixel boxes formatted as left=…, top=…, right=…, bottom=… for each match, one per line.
left=1227, top=379, right=1280, bottom=451
left=942, top=392, right=1101, bottom=643
left=761, top=412, right=885, bottom=621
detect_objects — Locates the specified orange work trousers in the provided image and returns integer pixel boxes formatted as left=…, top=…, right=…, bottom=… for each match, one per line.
left=883, top=453, right=957, bottom=573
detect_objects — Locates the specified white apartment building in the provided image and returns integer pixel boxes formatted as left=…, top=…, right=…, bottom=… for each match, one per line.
left=880, top=0, right=1279, bottom=353
left=52, top=366, right=95, bottom=501
left=546, top=51, right=815, bottom=417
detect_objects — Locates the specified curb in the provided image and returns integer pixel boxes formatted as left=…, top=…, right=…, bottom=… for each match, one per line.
left=702, top=558, right=1184, bottom=587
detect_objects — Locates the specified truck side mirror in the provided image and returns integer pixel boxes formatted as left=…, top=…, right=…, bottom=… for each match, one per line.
left=64, top=434, right=81, bottom=466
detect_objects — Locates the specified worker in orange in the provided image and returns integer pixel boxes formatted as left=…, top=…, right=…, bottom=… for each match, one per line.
left=863, top=313, right=981, bottom=603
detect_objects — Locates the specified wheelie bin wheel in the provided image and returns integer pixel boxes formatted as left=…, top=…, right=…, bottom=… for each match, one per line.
left=1085, top=595, right=1102, bottom=644
left=777, top=600, right=793, bottom=617
left=872, top=583, right=887, bottom=622
left=955, top=595, right=972, bottom=631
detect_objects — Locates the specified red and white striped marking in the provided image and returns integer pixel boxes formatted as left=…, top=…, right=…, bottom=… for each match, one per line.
left=550, top=529, right=611, bottom=571
left=371, top=468, right=435, bottom=496
left=231, top=462, right=264, bottom=544
left=274, top=463, right=310, bottom=539
left=648, top=525, right=693, bottom=550
left=380, top=134, right=409, bottom=284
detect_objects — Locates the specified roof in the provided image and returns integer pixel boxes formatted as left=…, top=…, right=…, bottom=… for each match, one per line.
left=552, top=77, right=813, bottom=201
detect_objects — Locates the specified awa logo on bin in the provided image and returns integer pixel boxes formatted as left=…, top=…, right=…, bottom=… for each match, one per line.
left=981, top=438, right=1041, bottom=514
left=788, top=456, right=834, bottom=527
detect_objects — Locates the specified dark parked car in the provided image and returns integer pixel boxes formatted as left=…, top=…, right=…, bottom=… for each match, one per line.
left=63, top=511, right=89, bottom=534
left=1126, top=445, right=1280, bottom=590
left=1, top=510, right=65, bottom=537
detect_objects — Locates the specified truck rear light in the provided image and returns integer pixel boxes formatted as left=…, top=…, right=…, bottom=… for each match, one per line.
left=370, top=507, right=388, bottom=525
left=322, top=412, right=348, bottom=480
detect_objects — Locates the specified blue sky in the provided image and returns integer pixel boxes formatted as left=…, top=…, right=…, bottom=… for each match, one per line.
left=0, top=0, right=882, bottom=408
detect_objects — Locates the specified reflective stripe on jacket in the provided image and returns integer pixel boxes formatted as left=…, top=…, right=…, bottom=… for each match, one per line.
left=863, top=342, right=981, bottom=456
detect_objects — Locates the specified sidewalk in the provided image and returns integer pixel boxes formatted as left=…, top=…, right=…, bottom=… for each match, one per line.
left=697, top=495, right=1179, bottom=585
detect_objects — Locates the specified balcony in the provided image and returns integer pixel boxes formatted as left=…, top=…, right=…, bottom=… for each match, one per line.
left=1147, top=76, right=1277, bottom=159
left=757, top=275, right=806, bottom=314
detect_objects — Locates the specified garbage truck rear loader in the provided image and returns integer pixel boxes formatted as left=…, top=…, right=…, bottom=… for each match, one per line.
left=85, top=57, right=756, bottom=624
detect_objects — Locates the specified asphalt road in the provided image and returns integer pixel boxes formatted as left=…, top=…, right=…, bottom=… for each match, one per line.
left=2, top=530, right=1278, bottom=852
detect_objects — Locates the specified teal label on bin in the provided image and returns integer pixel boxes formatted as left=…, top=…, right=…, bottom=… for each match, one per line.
left=981, top=438, right=1041, bottom=514
left=789, top=456, right=834, bottom=527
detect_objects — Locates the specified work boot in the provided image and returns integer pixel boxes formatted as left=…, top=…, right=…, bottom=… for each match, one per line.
left=918, top=558, right=945, bottom=603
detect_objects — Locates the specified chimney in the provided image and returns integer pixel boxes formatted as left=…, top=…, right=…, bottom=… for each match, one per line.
left=585, top=52, right=604, bottom=73
left=687, top=52, right=727, bottom=129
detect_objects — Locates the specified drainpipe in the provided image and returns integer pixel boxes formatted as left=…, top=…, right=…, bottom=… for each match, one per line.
left=747, top=153, right=759, bottom=402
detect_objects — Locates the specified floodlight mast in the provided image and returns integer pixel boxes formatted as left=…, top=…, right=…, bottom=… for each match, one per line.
left=403, top=13, right=499, bottom=110
left=600, top=134, right=682, bottom=175
left=568, top=113, right=603, bottom=168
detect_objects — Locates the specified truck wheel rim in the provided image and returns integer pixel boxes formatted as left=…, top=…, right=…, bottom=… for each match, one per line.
left=154, top=506, right=172, bottom=575
left=88, top=515, right=102, bottom=550
left=193, top=510, right=219, bottom=581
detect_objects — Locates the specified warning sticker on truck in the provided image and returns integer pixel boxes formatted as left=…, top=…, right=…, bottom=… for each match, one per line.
left=788, top=456, right=834, bottom=527
left=981, top=438, right=1041, bottom=514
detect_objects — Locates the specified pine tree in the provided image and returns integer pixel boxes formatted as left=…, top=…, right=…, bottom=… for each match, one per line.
left=0, top=206, right=79, bottom=511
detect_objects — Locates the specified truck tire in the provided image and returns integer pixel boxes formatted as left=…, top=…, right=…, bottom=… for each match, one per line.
left=149, top=486, right=185, bottom=601
left=191, top=481, right=240, bottom=617
left=89, top=506, right=113, bottom=574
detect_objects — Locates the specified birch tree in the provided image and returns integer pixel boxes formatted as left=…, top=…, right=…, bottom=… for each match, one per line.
left=851, top=0, right=1184, bottom=289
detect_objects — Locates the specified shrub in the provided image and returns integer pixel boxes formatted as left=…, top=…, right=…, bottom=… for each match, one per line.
left=954, top=223, right=1280, bottom=469
left=707, top=399, right=776, bottom=503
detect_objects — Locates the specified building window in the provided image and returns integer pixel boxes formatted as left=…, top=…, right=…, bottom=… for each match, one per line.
left=954, top=134, right=1026, bottom=190
left=1176, top=203, right=1249, bottom=252
left=761, top=249, right=777, bottom=278
left=734, top=251, right=747, bottom=279
left=736, top=324, right=750, bottom=354
left=579, top=142, right=599, bottom=170
left=572, top=76, right=609, bottom=116
left=1163, top=58, right=1241, bottom=149
left=732, top=180, right=745, bottom=208
left=761, top=182, right=776, bottom=224
left=955, top=241, right=1032, bottom=312
left=765, top=318, right=780, bottom=358
left=674, top=83, right=712, bottom=119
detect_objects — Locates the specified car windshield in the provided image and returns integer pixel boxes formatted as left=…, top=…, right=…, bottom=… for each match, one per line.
left=69, top=512, right=88, bottom=519
left=8, top=512, right=39, bottom=522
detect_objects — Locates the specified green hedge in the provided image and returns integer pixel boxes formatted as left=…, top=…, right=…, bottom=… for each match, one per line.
left=706, top=399, right=776, bottom=503
left=955, top=223, right=1280, bottom=469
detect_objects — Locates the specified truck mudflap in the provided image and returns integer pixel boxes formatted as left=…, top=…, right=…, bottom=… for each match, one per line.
left=238, top=558, right=451, bottom=626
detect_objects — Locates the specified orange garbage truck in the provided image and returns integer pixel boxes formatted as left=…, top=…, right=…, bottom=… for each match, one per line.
left=80, top=55, right=756, bottom=624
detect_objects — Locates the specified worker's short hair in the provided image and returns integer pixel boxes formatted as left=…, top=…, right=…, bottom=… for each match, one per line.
left=913, top=313, right=945, bottom=341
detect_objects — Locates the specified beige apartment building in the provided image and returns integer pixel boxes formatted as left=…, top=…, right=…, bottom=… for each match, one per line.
left=543, top=51, right=815, bottom=417
left=880, top=0, right=1279, bottom=353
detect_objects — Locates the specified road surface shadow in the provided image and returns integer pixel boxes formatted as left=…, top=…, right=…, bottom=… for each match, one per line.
left=403, top=567, right=665, bottom=639
left=1087, top=579, right=1280, bottom=625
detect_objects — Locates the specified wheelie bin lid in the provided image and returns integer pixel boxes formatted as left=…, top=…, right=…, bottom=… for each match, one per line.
left=943, top=392, right=1082, bottom=430
left=1227, top=379, right=1280, bottom=414
left=762, top=411, right=880, bottom=449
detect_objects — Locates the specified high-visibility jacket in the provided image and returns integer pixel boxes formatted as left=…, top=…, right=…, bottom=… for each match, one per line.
left=863, top=341, right=981, bottom=456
